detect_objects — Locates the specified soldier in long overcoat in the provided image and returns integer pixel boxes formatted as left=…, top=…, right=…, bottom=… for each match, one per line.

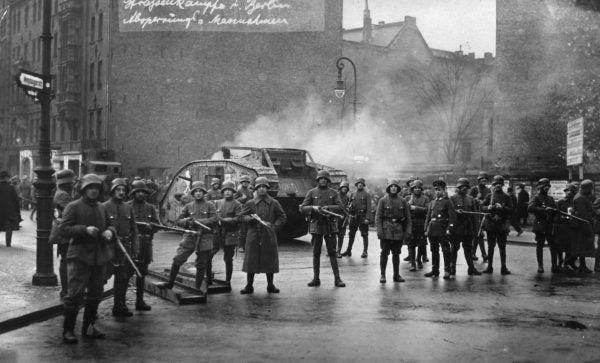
left=528, top=178, right=558, bottom=273
left=341, top=178, right=372, bottom=258
left=424, top=180, right=455, bottom=279
left=301, top=170, right=346, bottom=288
left=449, top=178, right=481, bottom=277
left=158, top=181, right=218, bottom=294
left=0, top=170, right=21, bottom=247
left=336, top=181, right=351, bottom=258
left=239, top=177, right=286, bottom=294
left=209, top=181, right=242, bottom=288
left=482, top=175, right=513, bottom=275
left=572, top=179, right=596, bottom=274
left=59, top=173, right=116, bottom=344
left=375, top=179, right=412, bottom=283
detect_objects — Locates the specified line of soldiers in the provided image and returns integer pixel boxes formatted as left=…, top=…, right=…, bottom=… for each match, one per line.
left=55, top=171, right=159, bottom=344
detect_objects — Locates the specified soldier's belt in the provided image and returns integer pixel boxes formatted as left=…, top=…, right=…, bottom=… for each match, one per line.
left=384, top=218, right=403, bottom=223
left=430, top=218, right=448, bottom=222
left=139, top=234, right=153, bottom=238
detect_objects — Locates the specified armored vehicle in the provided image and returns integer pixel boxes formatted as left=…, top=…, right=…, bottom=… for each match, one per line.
left=159, top=146, right=347, bottom=239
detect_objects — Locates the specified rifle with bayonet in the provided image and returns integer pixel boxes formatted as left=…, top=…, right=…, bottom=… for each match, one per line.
left=135, top=221, right=197, bottom=234
left=544, top=207, right=591, bottom=224
left=319, top=208, right=344, bottom=219
left=250, top=213, right=271, bottom=229
left=192, top=219, right=216, bottom=233
left=115, top=237, right=142, bottom=278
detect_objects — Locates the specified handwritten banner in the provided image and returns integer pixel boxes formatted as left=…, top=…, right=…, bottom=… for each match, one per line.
left=118, top=0, right=325, bottom=32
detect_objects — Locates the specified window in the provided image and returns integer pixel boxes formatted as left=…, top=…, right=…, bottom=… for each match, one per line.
left=96, top=109, right=102, bottom=139
left=24, top=5, right=28, bottom=27
left=32, top=39, right=36, bottom=62
left=90, top=16, right=95, bottom=43
left=23, top=42, right=28, bottom=61
left=89, top=63, right=95, bottom=90
left=97, top=13, right=103, bottom=40
left=97, top=60, right=102, bottom=90
left=88, top=112, right=94, bottom=139
left=37, top=38, right=41, bottom=61
left=53, top=32, right=57, bottom=58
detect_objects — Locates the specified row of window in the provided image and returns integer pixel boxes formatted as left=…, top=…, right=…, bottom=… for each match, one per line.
left=90, top=61, right=103, bottom=91
left=90, top=13, right=104, bottom=42
left=7, top=0, right=59, bottom=35
left=12, top=32, right=59, bottom=62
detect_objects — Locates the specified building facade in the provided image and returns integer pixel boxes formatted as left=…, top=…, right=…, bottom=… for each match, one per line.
left=0, top=0, right=343, bottom=178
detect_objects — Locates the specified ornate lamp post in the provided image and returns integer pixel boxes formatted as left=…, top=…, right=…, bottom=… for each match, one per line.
left=334, top=57, right=358, bottom=123
left=32, top=0, right=57, bottom=286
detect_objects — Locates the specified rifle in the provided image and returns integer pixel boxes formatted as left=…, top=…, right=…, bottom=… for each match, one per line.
left=116, top=238, right=142, bottom=278
left=319, top=208, right=344, bottom=219
left=250, top=213, right=271, bottom=228
left=457, top=210, right=490, bottom=216
left=135, top=221, right=197, bottom=234
left=555, top=209, right=591, bottom=224
left=192, top=219, right=215, bottom=233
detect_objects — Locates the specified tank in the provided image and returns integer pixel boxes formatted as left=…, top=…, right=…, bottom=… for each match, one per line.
left=158, top=146, right=347, bottom=239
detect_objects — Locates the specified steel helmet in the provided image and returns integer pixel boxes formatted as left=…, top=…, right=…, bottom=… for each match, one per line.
left=55, top=169, right=75, bottom=185
left=538, top=178, right=550, bottom=188
left=80, top=173, right=103, bottom=191
left=239, top=175, right=251, bottom=183
left=410, top=179, right=424, bottom=190
left=315, top=170, right=331, bottom=182
left=190, top=181, right=207, bottom=194
left=254, top=177, right=270, bottom=189
left=477, top=171, right=489, bottom=181
left=221, top=181, right=236, bottom=193
left=580, top=179, right=594, bottom=190
left=386, top=179, right=402, bottom=193
left=491, top=175, right=505, bottom=186
left=338, top=181, right=350, bottom=191
left=210, top=178, right=221, bottom=187
left=563, top=183, right=578, bottom=193
left=130, top=180, right=150, bottom=195
left=110, top=178, right=128, bottom=194
left=432, top=179, right=447, bottom=189
left=456, top=178, right=470, bottom=188
left=355, top=178, right=366, bottom=187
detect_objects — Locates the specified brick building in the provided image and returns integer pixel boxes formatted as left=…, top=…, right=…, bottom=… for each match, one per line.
left=342, top=1, right=495, bottom=176
left=0, top=0, right=343, bottom=177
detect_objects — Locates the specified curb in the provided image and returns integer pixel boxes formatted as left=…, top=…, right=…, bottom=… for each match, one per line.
left=0, top=288, right=114, bottom=335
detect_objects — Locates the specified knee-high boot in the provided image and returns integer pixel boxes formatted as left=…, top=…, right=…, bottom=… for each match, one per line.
left=59, top=258, right=68, bottom=298
left=266, top=273, right=279, bottom=293
left=157, top=263, right=180, bottom=289
left=484, top=244, right=494, bottom=273
left=337, top=233, right=344, bottom=257
left=308, top=255, right=321, bottom=286
left=342, top=235, right=355, bottom=256
left=536, top=245, right=544, bottom=270
left=225, top=260, right=233, bottom=283
left=380, top=253, right=388, bottom=278
left=62, top=307, right=79, bottom=344
left=135, top=276, right=151, bottom=311
left=240, top=273, right=255, bottom=294
left=330, top=255, right=345, bottom=287
left=500, top=246, right=510, bottom=275
left=361, top=236, right=369, bottom=258
left=206, top=256, right=213, bottom=285
left=82, top=300, right=105, bottom=339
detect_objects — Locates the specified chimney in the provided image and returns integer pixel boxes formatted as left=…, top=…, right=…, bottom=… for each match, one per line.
left=468, top=52, right=475, bottom=59
left=404, top=16, right=416, bottom=25
left=363, top=0, right=372, bottom=43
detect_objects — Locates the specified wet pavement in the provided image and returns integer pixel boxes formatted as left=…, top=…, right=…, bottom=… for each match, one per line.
left=1, top=217, right=600, bottom=362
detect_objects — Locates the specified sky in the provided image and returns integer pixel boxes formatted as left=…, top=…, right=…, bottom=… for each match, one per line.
left=343, top=0, right=496, bottom=57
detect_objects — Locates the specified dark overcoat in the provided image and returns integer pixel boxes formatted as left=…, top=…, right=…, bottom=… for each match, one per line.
left=241, top=195, right=286, bottom=274
left=375, top=194, right=412, bottom=241
left=571, top=193, right=596, bottom=257
left=0, top=180, right=21, bottom=231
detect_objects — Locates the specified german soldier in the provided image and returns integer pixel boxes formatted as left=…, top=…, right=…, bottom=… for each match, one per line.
left=405, top=180, right=429, bottom=271
left=337, top=181, right=351, bottom=258
left=482, top=175, right=513, bottom=275
left=53, top=169, right=76, bottom=299
left=206, top=177, right=223, bottom=201
left=424, top=180, right=455, bottom=279
left=449, top=178, right=481, bottom=277
left=301, top=170, right=346, bottom=287
left=555, top=183, right=578, bottom=271
left=157, top=181, right=218, bottom=294
left=469, top=171, right=491, bottom=262
left=234, top=175, right=254, bottom=252
left=571, top=179, right=595, bottom=274
left=376, top=179, right=412, bottom=283
left=209, top=181, right=242, bottom=288
left=527, top=178, right=558, bottom=273
left=60, top=174, right=116, bottom=344
left=127, top=180, right=158, bottom=311
left=341, top=178, right=372, bottom=258
left=239, top=177, right=286, bottom=294
left=593, top=194, right=600, bottom=272
left=104, top=178, right=139, bottom=317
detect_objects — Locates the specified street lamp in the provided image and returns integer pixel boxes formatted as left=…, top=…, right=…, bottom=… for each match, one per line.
left=334, top=57, right=358, bottom=122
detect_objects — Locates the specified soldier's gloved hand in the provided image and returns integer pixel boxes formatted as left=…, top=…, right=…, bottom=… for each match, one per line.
left=86, top=226, right=100, bottom=238
left=101, top=230, right=113, bottom=241
left=312, top=206, right=321, bottom=212
left=456, top=209, right=464, bottom=214
left=410, top=205, right=416, bottom=211
left=567, top=207, right=573, bottom=214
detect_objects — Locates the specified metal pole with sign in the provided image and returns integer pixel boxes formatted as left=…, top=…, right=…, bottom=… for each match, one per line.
left=566, top=117, right=584, bottom=180
left=16, top=0, right=57, bottom=286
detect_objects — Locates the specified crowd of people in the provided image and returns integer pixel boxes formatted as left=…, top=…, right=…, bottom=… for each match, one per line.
left=1, top=168, right=599, bottom=345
